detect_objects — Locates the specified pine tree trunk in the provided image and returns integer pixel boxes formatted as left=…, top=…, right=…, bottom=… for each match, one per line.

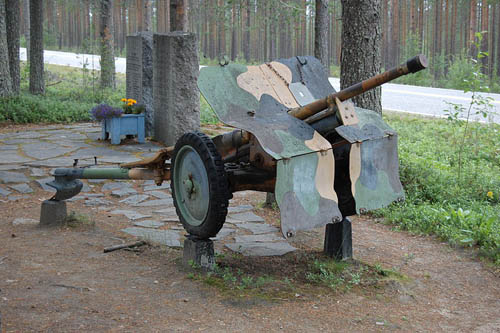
left=480, top=0, right=488, bottom=73
left=231, top=0, right=237, bottom=60
left=496, top=3, right=500, bottom=78
left=470, top=0, right=477, bottom=56
left=29, top=0, right=44, bottom=94
left=170, top=0, right=188, bottom=31
left=314, top=0, right=329, bottom=73
left=99, top=0, right=115, bottom=89
left=23, top=0, right=29, bottom=58
left=6, top=0, right=20, bottom=94
left=244, top=0, right=250, bottom=62
left=340, top=0, right=382, bottom=114
left=450, top=0, right=457, bottom=56
left=0, top=0, right=13, bottom=96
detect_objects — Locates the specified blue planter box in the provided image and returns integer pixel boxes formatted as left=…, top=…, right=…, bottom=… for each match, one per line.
left=101, top=114, right=145, bottom=145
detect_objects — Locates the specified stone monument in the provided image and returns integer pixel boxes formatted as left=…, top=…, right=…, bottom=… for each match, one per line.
left=153, top=32, right=200, bottom=146
left=126, top=32, right=154, bottom=137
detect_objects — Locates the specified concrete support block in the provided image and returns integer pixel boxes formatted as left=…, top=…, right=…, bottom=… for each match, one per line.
left=324, top=217, right=352, bottom=260
left=126, top=32, right=154, bottom=137
left=183, top=236, right=215, bottom=270
left=153, top=32, right=200, bottom=146
left=39, top=200, right=67, bottom=227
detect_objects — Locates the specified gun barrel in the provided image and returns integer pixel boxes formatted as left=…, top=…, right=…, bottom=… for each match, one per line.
left=288, top=54, right=428, bottom=120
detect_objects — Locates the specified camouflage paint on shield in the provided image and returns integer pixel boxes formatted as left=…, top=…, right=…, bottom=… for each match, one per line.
left=275, top=151, right=341, bottom=238
left=336, top=108, right=404, bottom=213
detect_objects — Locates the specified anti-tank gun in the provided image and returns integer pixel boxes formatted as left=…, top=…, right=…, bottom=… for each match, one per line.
left=48, top=55, right=428, bottom=239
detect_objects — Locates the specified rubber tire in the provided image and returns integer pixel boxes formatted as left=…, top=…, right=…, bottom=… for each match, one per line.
left=171, top=131, right=230, bottom=239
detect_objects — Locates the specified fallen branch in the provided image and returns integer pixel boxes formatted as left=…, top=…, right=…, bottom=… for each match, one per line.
left=103, top=240, right=146, bottom=253
left=46, top=80, right=63, bottom=87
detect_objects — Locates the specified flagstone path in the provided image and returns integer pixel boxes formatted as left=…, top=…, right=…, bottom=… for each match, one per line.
left=0, top=123, right=295, bottom=256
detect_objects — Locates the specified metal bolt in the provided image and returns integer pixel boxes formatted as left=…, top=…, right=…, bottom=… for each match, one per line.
left=332, top=216, right=342, bottom=223
left=247, top=110, right=256, bottom=117
left=286, top=232, right=294, bottom=238
left=359, top=208, right=366, bottom=214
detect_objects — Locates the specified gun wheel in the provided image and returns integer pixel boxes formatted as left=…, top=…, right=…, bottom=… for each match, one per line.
left=171, top=132, right=230, bottom=239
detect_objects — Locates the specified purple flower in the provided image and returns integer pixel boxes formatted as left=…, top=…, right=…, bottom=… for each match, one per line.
left=90, top=104, right=123, bottom=121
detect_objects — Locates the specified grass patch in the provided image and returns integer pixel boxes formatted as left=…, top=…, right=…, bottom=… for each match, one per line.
left=0, top=63, right=220, bottom=126
left=186, top=251, right=398, bottom=301
left=378, top=113, right=500, bottom=264
left=65, top=211, right=95, bottom=229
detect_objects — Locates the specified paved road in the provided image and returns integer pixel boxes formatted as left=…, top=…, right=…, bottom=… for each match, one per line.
left=20, top=48, right=500, bottom=124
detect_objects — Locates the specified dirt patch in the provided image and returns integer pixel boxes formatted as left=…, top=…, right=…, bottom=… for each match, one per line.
left=1, top=188, right=499, bottom=331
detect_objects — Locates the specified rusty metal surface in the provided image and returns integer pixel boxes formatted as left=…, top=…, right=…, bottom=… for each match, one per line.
left=288, top=55, right=428, bottom=120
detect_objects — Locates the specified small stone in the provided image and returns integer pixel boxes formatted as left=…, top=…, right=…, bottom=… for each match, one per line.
left=110, top=210, right=152, bottom=220
left=0, top=171, right=29, bottom=183
left=111, top=188, right=137, bottom=198
left=12, top=218, right=38, bottom=225
left=119, top=194, right=149, bottom=205
left=133, top=220, right=165, bottom=228
left=133, top=198, right=173, bottom=207
left=88, top=179, right=106, bottom=183
left=8, top=195, right=29, bottom=201
left=225, top=242, right=296, bottom=257
left=148, top=190, right=170, bottom=199
left=154, top=207, right=177, bottom=215
left=80, top=182, right=92, bottom=192
left=144, top=183, right=170, bottom=191
left=9, top=183, right=33, bottom=194
left=228, top=211, right=265, bottom=223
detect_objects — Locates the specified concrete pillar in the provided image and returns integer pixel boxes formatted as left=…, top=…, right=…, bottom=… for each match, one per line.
left=183, top=236, right=215, bottom=270
left=39, top=200, right=67, bottom=227
left=126, top=32, right=154, bottom=137
left=153, top=32, right=200, bottom=146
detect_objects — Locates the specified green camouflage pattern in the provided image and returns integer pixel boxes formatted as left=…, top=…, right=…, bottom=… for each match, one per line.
left=335, top=107, right=404, bottom=213
left=198, top=56, right=403, bottom=235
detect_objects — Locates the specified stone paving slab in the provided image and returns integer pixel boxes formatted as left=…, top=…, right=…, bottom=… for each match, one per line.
left=111, top=188, right=138, bottom=197
left=0, top=186, right=12, bottom=196
left=119, top=194, right=149, bottom=205
left=12, top=218, right=38, bottom=225
left=9, top=183, right=33, bottom=194
left=148, top=190, right=170, bottom=199
left=121, top=227, right=181, bottom=247
left=0, top=150, right=33, bottom=164
left=0, top=171, right=30, bottom=183
left=30, top=168, right=46, bottom=177
left=233, top=234, right=283, bottom=243
left=102, top=181, right=131, bottom=191
left=144, top=183, right=170, bottom=191
left=236, top=222, right=279, bottom=234
left=133, top=220, right=165, bottom=228
left=227, top=205, right=254, bottom=213
left=0, top=164, right=28, bottom=171
left=22, top=143, right=77, bottom=160
left=228, top=211, right=265, bottom=223
left=225, top=242, right=296, bottom=257
left=35, top=177, right=57, bottom=192
left=133, top=198, right=173, bottom=207
left=110, top=210, right=152, bottom=221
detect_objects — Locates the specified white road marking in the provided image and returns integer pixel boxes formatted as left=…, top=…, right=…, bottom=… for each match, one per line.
left=384, top=89, right=500, bottom=104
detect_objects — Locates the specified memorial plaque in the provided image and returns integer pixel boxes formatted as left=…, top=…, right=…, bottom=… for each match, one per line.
left=153, top=32, right=200, bottom=146
left=126, top=32, right=154, bottom=137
